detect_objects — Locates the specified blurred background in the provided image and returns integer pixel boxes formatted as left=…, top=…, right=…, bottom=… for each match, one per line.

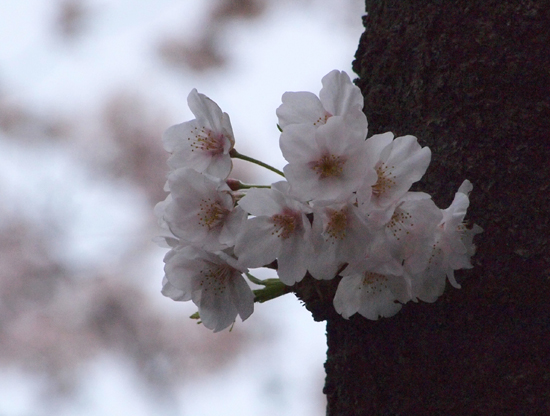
left=0, top=1, right=364, bottom=415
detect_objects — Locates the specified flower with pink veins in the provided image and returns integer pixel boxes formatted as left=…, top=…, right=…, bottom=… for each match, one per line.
left=162, top=246, right=254, bottom=332
left=308, top=199, right=372, bottom=280
left=276, top=70, right=368, bottom=134
left=410, top=180, right=483, bottom=302
left=162, top=168, right=246, bottom=251
left=163, top=89, right=235, bottom=179
left=280, top=115, right=376, bottom=202
left=365, top=192, right=443, bottom=276
left=234, top=181, right=314, bottom=285
left=357, top=132, right=432, bottom=225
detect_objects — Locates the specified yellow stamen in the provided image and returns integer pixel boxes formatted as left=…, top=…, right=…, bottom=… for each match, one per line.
left=271, top=209, right=301, bottom=239
left=197, top=198, right=228, bottom=230
left=310, top=154, right=345, bottom=179
left=372, top=163, right=396, bottom=197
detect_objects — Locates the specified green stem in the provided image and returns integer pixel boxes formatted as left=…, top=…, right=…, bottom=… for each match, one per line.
left=230, top=149, right=285, bottom=178
left=246, top=273, right=266, bottom=285
left=238, top=183, right=271, bottom=190
left=246, top=273, right=291, bottom=303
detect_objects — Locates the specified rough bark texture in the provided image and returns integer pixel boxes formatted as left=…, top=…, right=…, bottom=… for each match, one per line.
left=294, top=1, right=550, bottom=414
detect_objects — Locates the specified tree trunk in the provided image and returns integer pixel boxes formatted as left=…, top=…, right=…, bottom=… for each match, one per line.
left=295, top=1, right=550, bottom=414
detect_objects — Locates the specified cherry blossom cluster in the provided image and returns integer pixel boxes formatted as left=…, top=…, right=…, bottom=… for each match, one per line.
left=155, top=70, right=482, bottom=332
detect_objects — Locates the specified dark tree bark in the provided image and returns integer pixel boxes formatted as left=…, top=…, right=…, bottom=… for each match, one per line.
left=294, top=1, right=550, bottom=414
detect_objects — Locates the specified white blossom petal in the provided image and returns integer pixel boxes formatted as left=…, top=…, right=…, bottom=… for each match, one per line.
left=276, top=70, right=367, bottom=134
left=358, top=133, right=431, bottom=218
left=163, top=246, right=253, bottom=332
left=276, top=91, right=328, bottom=129
left=164, top=168, right=243, bottom=250
left=319, top=70, right=364, bottom=120
left=235, top=217, right=282, bottom=268
left=333, top=275, right=363, bottom=319
left=410, top=181, right=482, bottom=300
left=277, top=231, right=312, bottom=284
left=308, top=200, right=371, bottom=280
left=162, top=89, right=234, bottom=179
left=234, top=184, right=313, bottom=284
left=281, top=116, right=374, bottom=202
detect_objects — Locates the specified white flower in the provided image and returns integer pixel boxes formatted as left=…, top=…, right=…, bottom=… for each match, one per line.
left=357, top=133, right=431, bottom=224
left=308, top=199, right=372, bottom=280
left=153, top=194, right=180, bottom=248
left=234, top=181, right=313, bottom=285
left=163, top=89, right=234, bottom=179
left=333, top=263, right=411, bottom=320
left=410, top=180, right=482, bottom=302
left=162, top=168, right=246, bottom=250
left=276, top=70, right=368, bottom=133
left=280, top=115, right=376, bottom=202
left=365, top=193, right=443, bottom=276
left=155, top=70, right=483, bottom=328
left=162, top=246, right=254, bottom=332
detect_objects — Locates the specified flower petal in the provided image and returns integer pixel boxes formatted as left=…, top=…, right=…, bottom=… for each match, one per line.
left=276, top=91, right=327, bottom=128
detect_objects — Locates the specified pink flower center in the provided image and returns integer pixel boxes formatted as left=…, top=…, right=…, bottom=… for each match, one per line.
left=199, top=263, right=235, bottom=294
left=197, top=198, right=229, bottom=230
left=326, top=208, right=348, bottom=241
left=362, top=272, right=389, bottom=294
left=189, top=126, right=226, bottom=155
left=310, top=153, right=345, bottom=179
left=426, top=244, right=443, bottom=269
left=313, top=111, right=332, bottom=126
left=386, top=208, right=413, bottom=241
left=271, top=209, right=302, bottom=240
left=372, top=163, right=396, bottom=197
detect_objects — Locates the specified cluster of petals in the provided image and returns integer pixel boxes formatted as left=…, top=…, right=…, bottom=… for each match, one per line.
left=163, top=88, right=235, bottom=179
left=156, top=90, right=253, bottom=332
left=156, top=70, right=482, bottom=331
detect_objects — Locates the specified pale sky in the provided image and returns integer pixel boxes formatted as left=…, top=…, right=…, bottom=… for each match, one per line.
left=0, top=1, right=365, bottom=415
